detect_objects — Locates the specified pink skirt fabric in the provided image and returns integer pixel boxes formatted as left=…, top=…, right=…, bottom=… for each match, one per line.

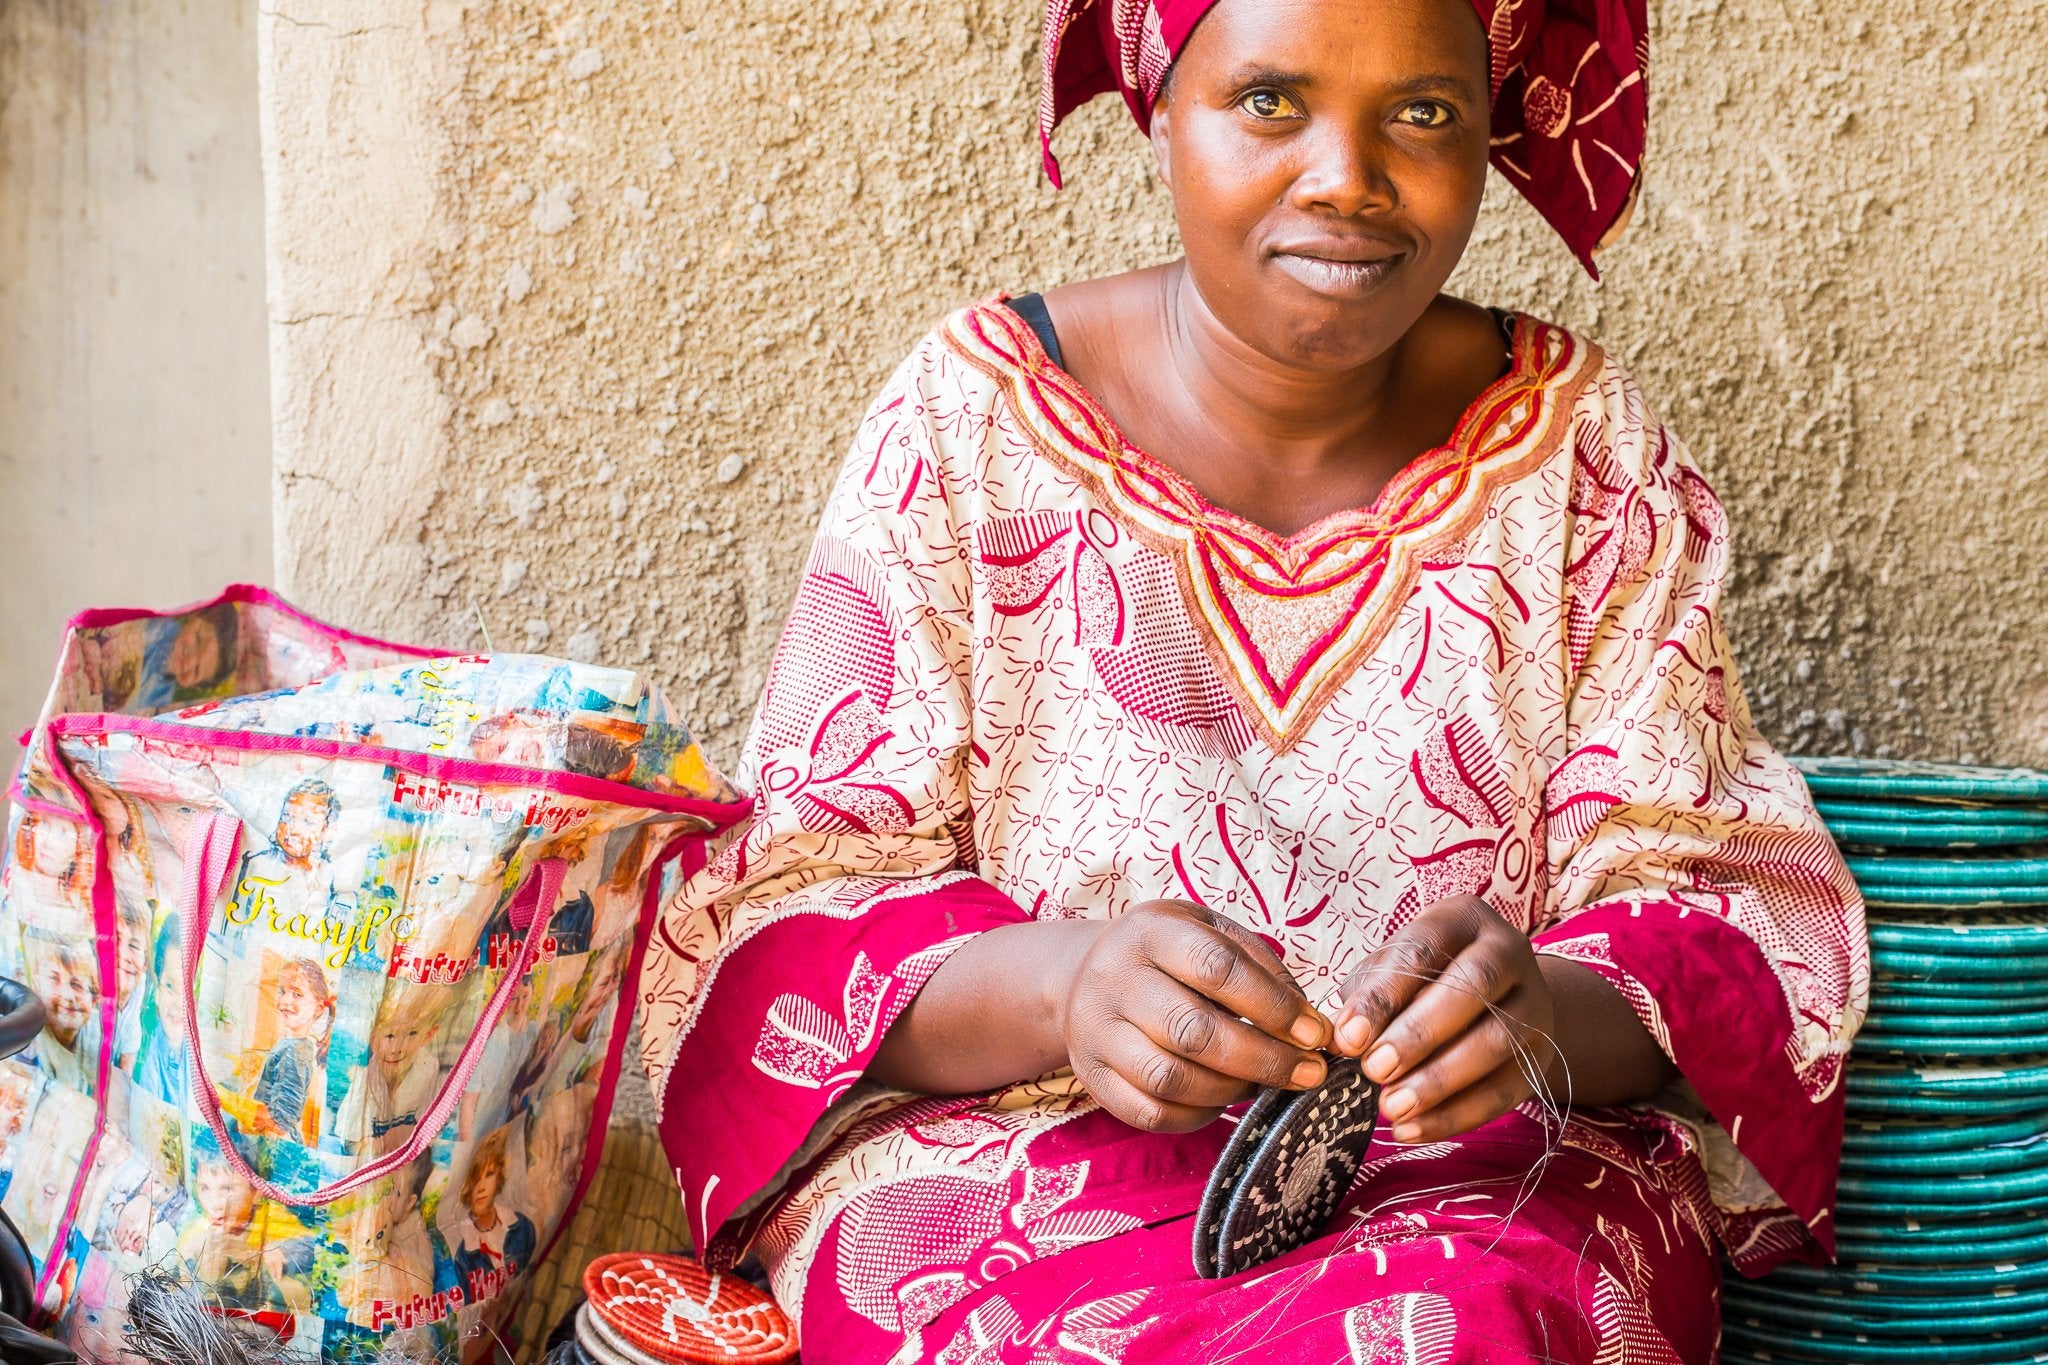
left=783, top=1108, right=1722, bottom=1365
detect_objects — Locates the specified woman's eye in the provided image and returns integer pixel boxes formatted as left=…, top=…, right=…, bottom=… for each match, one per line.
left=1399, top=101, right=1452, bottom=127
left=1238, top=90, right=1301, bottom=121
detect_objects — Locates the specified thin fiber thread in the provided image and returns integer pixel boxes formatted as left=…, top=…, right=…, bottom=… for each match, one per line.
left=124, top=1266, right=454, bottom=1365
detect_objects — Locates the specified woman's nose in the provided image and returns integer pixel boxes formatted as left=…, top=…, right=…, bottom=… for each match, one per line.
left=1289, top=127, right=1396, bottom=218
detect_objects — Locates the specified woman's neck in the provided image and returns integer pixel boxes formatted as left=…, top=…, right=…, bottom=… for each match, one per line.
left=1047, top=263, right=1500, bottom=538
left=1158, top=263, right=1405, bottom=474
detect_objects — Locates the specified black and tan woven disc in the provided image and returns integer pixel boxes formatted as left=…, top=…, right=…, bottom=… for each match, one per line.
left=1194, top=1053, right=1380, bottom=1278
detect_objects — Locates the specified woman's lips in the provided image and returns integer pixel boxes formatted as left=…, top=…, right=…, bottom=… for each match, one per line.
left=1271, top=250, right=1402, bottom=298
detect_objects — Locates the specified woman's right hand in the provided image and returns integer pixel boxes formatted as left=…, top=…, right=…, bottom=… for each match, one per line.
left=1061, top=899, right=1331, bottom=1132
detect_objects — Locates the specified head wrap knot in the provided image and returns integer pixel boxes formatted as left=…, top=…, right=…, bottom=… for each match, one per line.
left=1038, top=0, right=1647, bottom=277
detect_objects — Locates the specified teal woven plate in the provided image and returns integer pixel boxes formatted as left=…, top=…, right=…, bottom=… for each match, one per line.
left=1723, top=1287, right=2048, bottom=1337
left=1842, top=1113, right=2048, bottom=1152
left=1835, top=1228, right=2048, bottom=1266
left=1870, top=920, right=2048, bottom=953
left=1723, top=1323, right=2048, bottom=1365
left=1793, top=757, right=2048, bottom=803
left=1772, top=1259, right=2048, bottom=1294
left=1733, top=1277, right=2048, bottom=1316
left=1848, top=1091, right=2048, bottom=1118
left=1850, top=1059, right=2048, bottom=1098
left=1834, top=1212, right=2048, bottom=1243
left=1874, top=996, right=2048, bottom=1023
left=1826, top=818, right=2048, bottom=849
left=1838, top=1164, right=2048, bottom=1203
left=1872, top=948, right=2048, bottom=980
left=1875, top=978, right=2048, bottom=1010
left=1868, top=1006, right=2048, bottom=1036
left=1865, top=884, right=2048, bottom=909
left=1841, top=1132, right=2048, bottom=1174
left=1838, top=1191, right=2048, bottom=1218
left=1818, top=799, right=2048, bottom=826
left=1849, top=853, right=2048, bottom=888
left=1859, top=1031, right=2048, bottom=1059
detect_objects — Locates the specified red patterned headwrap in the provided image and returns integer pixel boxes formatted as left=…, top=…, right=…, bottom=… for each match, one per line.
left=1038, top=0, right=1647, bottom=277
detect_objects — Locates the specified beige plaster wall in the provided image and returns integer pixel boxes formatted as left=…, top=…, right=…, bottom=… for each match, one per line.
left=262, top=0, right=2048, bottom=775
left=0, top=0, right=272, bottom=734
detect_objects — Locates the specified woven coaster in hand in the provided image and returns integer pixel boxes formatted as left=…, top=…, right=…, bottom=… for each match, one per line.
left=1193, top=1053, right=1380, bottom=1279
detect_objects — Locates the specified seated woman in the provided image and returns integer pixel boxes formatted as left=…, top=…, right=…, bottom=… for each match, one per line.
left=641, top=0, right=1867, bottom=1360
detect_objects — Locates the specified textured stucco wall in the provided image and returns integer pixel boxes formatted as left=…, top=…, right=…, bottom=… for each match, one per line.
left=0, top=0, right=271, bottom=733
left=262, top=0, right=2048, bottom=774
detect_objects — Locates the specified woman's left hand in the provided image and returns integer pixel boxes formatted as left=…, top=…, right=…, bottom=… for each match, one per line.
left=1330, top=895, right=1561, bottom=1143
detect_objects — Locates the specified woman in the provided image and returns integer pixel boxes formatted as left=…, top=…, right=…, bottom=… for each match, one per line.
left=642, top=0, right=1866, bottom=1361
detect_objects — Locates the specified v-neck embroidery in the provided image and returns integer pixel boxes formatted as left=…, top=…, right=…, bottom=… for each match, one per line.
left=945, top=299, right=1596, bottom=752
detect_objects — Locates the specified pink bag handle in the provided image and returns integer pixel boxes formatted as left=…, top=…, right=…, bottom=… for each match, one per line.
left=178, top=809, right=567, bottom=1207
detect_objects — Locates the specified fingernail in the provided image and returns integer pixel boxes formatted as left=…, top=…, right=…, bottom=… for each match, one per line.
left=1382, top=1087, right=1415, bottom=1120
left=1290, top=1058, right=1325, bottom=1088
left=1366, top=1043, right=1399, bottom=1082
left=1391, top=1122, right=1421, bottom=1143
left=1337, top=1018, right=1371, bottom=1054
left=1290, top=1015, right=1325, bottom=1048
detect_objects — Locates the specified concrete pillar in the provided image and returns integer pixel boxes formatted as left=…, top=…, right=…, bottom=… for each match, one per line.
left=0, top=0, right=271, bottom=728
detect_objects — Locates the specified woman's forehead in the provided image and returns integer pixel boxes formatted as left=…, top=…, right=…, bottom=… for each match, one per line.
left=1183, top=0, right=1486, bottom=78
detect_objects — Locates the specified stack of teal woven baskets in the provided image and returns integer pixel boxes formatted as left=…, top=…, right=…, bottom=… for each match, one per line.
left=1721, top=757, right=2048, bottom=1364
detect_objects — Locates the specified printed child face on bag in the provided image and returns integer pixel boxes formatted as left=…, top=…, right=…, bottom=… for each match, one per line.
left=8, top=812, right=90, bottom=912
left=76, top=627, right=143, bottom=712
left=25, top=933, right=94, bottom=1053
left=2, top=590, right=745, bottom=1359
left=0, top=1064, right=43, bottom=1174
left=334, top=983, right=451, bottom=1155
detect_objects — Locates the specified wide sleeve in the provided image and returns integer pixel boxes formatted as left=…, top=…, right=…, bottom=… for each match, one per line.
left=639, top=337, right=1032, bottom=1250
left=1529, top=372, right=1869, bottom=1272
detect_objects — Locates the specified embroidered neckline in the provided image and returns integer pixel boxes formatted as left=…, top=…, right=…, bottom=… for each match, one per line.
left=946, top=299, right=1593, bottom=752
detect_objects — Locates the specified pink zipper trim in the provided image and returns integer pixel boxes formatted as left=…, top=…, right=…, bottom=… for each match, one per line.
left=178, top=810, right=571, bottom=1207
left=25, top=733, right=114, bottom=1312
left=38, top=713, right=750, bottom=826
left=13, top=584, right=446, bottom=749
left=61, top=583, right=446, bottom=659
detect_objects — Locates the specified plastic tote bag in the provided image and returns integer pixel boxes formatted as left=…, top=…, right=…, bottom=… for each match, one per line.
left=0, top=586, right=747, bottom=1360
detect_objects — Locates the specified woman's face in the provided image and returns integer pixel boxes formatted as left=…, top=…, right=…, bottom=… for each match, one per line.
left=1153, top=0, right=1490, bottom=369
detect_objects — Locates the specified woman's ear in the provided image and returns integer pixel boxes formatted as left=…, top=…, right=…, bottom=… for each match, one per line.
left=1149, top=94, right=1173, bottom=189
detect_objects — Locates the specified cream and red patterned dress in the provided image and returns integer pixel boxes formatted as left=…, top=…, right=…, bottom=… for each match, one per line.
left=638, top=301, right=1868, bottom=1365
